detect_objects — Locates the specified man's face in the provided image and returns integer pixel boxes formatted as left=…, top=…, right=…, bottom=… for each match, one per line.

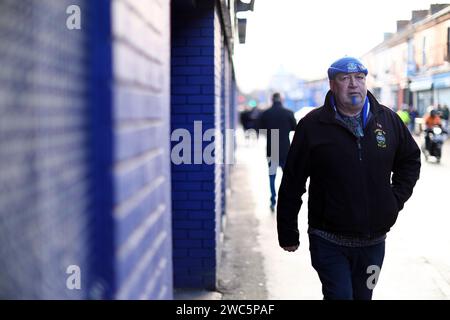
left=330, top=72, right=367, bottom=109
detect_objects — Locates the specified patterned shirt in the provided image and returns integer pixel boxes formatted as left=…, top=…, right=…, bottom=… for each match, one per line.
left=337, top=111, right=364, bottom=137
left=308, top=227, right=386, bottom=247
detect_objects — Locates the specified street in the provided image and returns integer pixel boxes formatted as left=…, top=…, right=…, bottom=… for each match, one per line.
left=224, top=131, right=450, bottom=299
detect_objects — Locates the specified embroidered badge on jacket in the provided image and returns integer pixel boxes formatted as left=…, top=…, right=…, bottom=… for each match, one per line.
left=374, top=128, right=387, bottom=148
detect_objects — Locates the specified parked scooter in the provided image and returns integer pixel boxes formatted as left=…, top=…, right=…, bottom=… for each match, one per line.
left=422, top=125, right=447, bottom=163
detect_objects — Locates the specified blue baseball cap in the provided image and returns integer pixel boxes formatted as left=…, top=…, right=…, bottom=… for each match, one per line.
left=327, top=57, right=368, bottom=80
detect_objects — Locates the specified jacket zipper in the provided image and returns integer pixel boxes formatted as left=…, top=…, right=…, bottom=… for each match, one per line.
left=356, top=137, right=362, bottom=161
left=357, top=136, right=370, bottom=238
left=333, top=120, right=372, bottom=237
left=334, top=120, right=363, bottom=161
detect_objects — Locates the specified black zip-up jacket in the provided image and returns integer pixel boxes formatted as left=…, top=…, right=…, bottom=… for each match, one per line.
left=259, top=102, right=297, bottom=164
left=277, top=90, right=421, bottom=247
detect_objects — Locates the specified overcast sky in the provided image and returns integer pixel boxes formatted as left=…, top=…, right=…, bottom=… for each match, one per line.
left=234, top=0, right=442, bottom=93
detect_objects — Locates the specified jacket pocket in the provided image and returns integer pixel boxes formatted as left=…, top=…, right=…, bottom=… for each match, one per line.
left=388, top=188, right=399, bottom=226
left=390, top=188, right=399, bottom=212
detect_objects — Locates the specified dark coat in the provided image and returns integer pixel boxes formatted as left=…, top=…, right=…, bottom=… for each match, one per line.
left=259, top=102, right=297, bottom=165
left=277, top=91, right=421, bottom=247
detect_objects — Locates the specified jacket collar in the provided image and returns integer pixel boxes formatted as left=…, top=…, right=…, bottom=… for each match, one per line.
left=319, top=90, right=384, bottom=124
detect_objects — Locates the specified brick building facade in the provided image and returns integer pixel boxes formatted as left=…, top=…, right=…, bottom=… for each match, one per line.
left=0, top=0, right=247, bottom=299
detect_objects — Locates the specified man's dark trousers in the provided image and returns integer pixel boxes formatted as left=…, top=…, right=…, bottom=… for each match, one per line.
left=309, top=234, right=385, bottom=300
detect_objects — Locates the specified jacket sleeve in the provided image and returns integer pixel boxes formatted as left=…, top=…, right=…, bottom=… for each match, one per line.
left=277, top=119, right=311, bottom=247
left=392, top=115, right=421, bottom=211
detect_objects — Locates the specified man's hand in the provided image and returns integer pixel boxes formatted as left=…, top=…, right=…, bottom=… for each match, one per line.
left=282, top=245, right=299, bottom=252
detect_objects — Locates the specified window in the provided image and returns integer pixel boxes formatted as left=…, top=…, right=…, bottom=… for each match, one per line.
left=446, top=28, right=450, bottom=62
left=422, top=36, right=427, bottom=66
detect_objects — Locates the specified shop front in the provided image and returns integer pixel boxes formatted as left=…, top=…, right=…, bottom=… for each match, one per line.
left=410, top=76, right=433, bottom=116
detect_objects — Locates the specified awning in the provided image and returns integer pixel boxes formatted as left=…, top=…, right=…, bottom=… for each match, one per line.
left=410, top=77, right=433, bottom=92
left=433, top=72, right=450, bottom=89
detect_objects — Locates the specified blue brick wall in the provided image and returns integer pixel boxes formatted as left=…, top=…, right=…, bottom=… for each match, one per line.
left=112, top=0, right=173, bottom=300
left=88, top=0, right=115, bottom=299
left=0, top=0, right=173, bottom=300
left=171, top=1, right=237, bottom=290
left=171, top=2, right=218, bottom=289
left=0, top=0, right=237, bottom=298
left=221, top=31, right=235, bottom=211
left=0, top=0, right=92, bottom=299
left=213, top=6, right=225, bottom=272
left=220, top=18, right=227, bottom=219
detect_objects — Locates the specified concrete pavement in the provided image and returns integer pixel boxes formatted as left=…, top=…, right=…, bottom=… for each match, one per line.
left=216, top=131, right=450, bottom=300
left=374, top=134, right=450, bottom=299
left=216, top=144, right=269, bottom=300
left=176, top=131, right=450, bottom=300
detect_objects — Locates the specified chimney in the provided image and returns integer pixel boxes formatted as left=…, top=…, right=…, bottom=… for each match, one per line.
left=430, top=3, right=450, bottom=15
left=411, top=10, right=429, bottom=23
left=397, top=20, right=410, bottom=32
left=384, top=32, right=393, bottom=41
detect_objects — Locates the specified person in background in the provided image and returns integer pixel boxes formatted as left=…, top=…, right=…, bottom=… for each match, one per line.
left=424, top=109, right=443, bottom=151
left=441, top=105, right=449, bottom=131
left=424, top=109, right=442, bottom=129
left=437, top=104, right=443, bottom=118
left=240, top=104, right=261, bottom=141
left=259, top=92, right=297, bottom=212
left=408, top=105, right=418, bottom=134
left=396, top=105, right=410, bottom=127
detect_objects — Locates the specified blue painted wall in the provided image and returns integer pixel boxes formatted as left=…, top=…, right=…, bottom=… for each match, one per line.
left=171, top=0, right=236, bottom=290
left=171, top=2, right=217, bottom=289
left=0, top=0, right=95, bottom=299
left=0, top=0, right=237, bottom=297
left=0, top=0, right=173, bottom=299
left=111, top=0, right=173, bottom=300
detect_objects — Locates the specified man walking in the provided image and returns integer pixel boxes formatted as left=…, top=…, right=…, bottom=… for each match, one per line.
left=259, top=93, right=297, bottom=211
left=276, top=57, right=421, bottom=299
